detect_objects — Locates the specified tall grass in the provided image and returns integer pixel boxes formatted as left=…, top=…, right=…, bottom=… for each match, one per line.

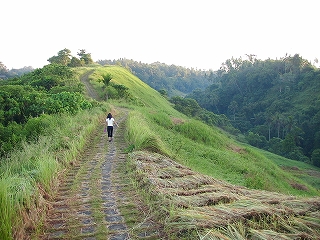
left=0, top=106, right=106, bottom=239
left=123, top=107, right=319, bottom=196
left=0, top=179, right=14, bottom=240
left=125, top=110, right=168, bottom=155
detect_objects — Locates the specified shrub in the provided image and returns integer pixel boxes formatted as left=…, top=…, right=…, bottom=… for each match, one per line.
left=0, top=122, right=24, bottom=156
left=23, top=114, right=53, bottom=141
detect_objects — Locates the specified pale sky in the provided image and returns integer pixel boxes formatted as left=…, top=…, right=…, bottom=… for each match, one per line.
left=1, top=0, right=319, bottom=71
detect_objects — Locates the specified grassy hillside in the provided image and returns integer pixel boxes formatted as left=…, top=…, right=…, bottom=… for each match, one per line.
left=86, top=65, right=320, bottom=196
left=85, top=65, right=320, bottom=238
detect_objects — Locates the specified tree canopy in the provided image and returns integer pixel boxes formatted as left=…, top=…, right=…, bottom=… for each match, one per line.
left=47, top=48, right=93, bottom=67
left=187, top=54, right=320, bottom=165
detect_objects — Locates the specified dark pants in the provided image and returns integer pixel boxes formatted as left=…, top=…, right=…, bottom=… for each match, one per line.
left=107, top=126, right=113, bottom=137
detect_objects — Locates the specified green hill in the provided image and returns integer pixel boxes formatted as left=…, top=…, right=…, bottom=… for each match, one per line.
left=86, top=65, right=320, bottom=196
left=85, top=65, right=320, bottom=238
left=96, top=58, right=212, bottom=96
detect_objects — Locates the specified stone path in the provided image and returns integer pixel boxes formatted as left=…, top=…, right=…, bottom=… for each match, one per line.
left=40, top=110, right=166, bottom=239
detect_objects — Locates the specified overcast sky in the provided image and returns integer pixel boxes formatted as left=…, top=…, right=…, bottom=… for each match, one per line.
left=1, top=0, right=319, bottom=70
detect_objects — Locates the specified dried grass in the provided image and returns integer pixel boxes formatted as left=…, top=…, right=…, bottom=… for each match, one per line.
left=129, top=151, right=320, bottom=239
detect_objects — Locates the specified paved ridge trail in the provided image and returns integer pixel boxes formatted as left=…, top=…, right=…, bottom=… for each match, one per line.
left=39, top=72, right=166, bottom=239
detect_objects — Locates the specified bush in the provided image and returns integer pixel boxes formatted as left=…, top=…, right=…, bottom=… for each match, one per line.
left=46, top=92, right=92, bottom=114
left=246, top=131, right=267, bottom=148
left=23, top=114, right=53, bottom=141
left=0, top=122, right=23, bottom=156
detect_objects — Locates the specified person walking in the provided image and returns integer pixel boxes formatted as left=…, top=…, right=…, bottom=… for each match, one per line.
left=105, top=112, right=118, bottom=142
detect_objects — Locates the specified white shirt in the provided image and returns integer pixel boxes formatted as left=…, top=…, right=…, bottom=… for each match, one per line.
left=106, top=118, right=115, bottom=126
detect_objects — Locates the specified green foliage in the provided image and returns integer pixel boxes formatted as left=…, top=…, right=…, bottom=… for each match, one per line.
left=112, top=84, right=130, bottom=98
left=170, top=96, right=202, bottom=116
left=173, top=119, right=224, bottom=147
left=88, top=66, right=175, bottom=109
left=47, top=48, right=93, bottom=67
left=245, top=131, right=267, bottom=148
left=0, top=64, right=93, bottom=157
left=0, top=179, right=13, bottom=240
left=0, top=89, right=92, bottom=156
left=170, top=96, right=239, bottom=134
left=68, top=56, right=84, bottom=67
left=148, top=111, right=173, bottom=129
left=158, top=89, right=168, bottom=98
left=0, top=122, right=23, bottom=155
left=18, top=64, right=77, bottom=91
left=98, top=65, right=319, bottom=196
left=47, top=48, right=72, bottom=65
left=77, top=49, right=93, bottom=65
left=127, top=106, right=319, bottom=196
left=104, top=83, right=131, bottom=100
left=83, top=64, right=319, bottom=195
left=23, top=114, right=53, bottom=141
left=101, top=73, right=112, bottom=86
left=46, top=91, right=92, bottom=114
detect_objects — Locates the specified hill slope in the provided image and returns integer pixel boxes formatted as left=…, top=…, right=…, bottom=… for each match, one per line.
left=80, top=65, right=320, bottom=238
left=85, top=65, right=320, bottom=196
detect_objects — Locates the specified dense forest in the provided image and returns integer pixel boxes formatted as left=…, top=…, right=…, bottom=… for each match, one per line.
left=97, top=58, right=213, bottom=96
left=186, top=54, right=320, bottom=166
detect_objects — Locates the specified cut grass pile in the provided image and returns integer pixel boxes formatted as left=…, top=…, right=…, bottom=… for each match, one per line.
left=129, top=151, right=320, bottom=239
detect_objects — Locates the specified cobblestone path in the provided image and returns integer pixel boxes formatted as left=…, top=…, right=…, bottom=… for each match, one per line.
left=40, top=110, right=165, bottom=239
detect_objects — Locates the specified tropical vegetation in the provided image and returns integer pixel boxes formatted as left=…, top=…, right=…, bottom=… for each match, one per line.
left=0, top=51, right=319, bottom=239
left=186, top=54, right=320, bottom=167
